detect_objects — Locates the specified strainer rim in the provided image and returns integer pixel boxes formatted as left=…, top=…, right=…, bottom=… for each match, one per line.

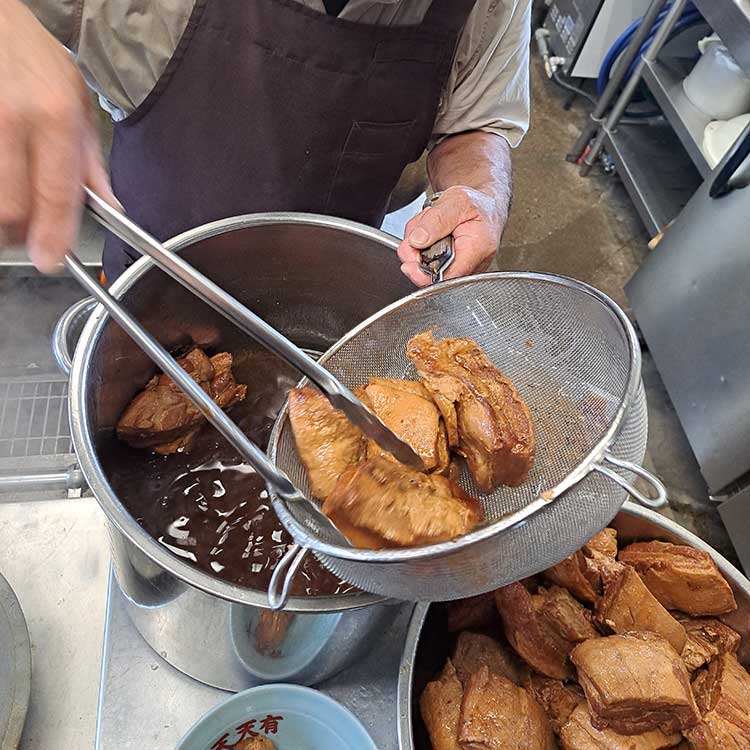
left=269, top=271, right=642, bottom=563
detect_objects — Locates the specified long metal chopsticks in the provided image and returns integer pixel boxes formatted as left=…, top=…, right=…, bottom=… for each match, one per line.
left=64, top=252, right=349, bottom=543
left=81, top=188, right=421, bottom=469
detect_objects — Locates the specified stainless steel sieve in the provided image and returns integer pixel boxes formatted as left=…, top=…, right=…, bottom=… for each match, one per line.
left=267, top=273, right=667, bottom=607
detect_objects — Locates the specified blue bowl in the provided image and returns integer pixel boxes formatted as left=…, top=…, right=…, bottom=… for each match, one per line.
left=177, top=684, right=377, bottom=750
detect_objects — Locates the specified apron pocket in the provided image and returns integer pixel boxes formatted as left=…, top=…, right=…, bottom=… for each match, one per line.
left=326, top=119, right=416, bottom=225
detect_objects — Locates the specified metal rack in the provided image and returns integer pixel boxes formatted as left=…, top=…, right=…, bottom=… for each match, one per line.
left=570, top=0, right=750, bottom=234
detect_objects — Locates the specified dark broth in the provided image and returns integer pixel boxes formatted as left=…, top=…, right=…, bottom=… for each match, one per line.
left=100, top=349, right=354, bottom=597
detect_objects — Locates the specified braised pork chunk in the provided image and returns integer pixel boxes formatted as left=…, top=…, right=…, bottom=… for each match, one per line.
left=452, top=631, right=522, bottom=686
left=571, top=632, right=700, bottom=735
left=677, top=615, right=742, bottom=672
left=406, top=332, right=535, bottom=491
left=559, top=702, right=683, bottom=750
left=117, top=349, right=247, bottom=454
left=420, top=659, right=463, bottom=750
left=322, top=456, right=481, bottom=549
left=534, top=585, right=599, bottom=644
left=446, top=593, right=498, bottom=633
left=685, top=653, right=750, bottom=750
left=524, top=676, right=583, bottom=734
left=458, top=666, right=555, bottom=750
left=494, top=582, right=574, bottom=680
left=619, top=541, right=737, bottom=616
left=287, top=386, right=364, bottom=500
left=362, top=378, right=450, bottom=474
left=595, top=562, right=687, bottom=653
left=544, top=550, right=601, bottom=604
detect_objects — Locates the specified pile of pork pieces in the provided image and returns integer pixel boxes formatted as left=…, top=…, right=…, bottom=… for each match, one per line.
left=421, top=528, right=749, bottom=750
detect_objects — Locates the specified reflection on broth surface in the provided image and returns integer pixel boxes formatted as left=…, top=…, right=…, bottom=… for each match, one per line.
left=101, top=350, right=354, bottom=597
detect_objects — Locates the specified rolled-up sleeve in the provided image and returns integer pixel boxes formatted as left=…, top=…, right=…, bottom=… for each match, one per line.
left=431, top=0, right=531, bottom=149
left=23, top=0, right=83, bottom=49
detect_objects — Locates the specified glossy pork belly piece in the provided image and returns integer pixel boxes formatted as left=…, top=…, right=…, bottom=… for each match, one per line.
left=446, top=593, right=498, bottom=633
left=619, top=541, right=737, bottom=616
left=676, top=615, right=741, bottom=672
left=420, top=659, right=464, bottom=750
left=571, top=632, right=700, bottom=735
left=362, top=377, right=450, bottom=474
left=524, top=676, right=583, bottom=734
left=458, top=666, right=556, bottom=750
left=287, top=386, right=364, bottom=499
left=559, top=702, right=683, bottom=750
left=116, top=349, right=247, bottom=454
left=452, top=631, right=522, bottom=686
left=322, top=456, right=482, bottom=549
left=494, top=582, right=574, bottom=680
left=406, top=331, right=535, bottom=491
left=595, top=561, right=687, bottom=653
left=685, top=653, right=750, bottom=750
left=533, top=584, right=599, bottom=644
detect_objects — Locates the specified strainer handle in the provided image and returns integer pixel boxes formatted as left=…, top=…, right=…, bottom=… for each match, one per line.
left=591, top=451, right=668, bottom=509
left=268, top=544, right=310, bottom=611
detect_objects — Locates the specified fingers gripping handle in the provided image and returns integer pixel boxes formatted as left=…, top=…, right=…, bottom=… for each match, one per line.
left=592, top=451, right=668, bottom=509
left=419, top=192, right=455, bottom=283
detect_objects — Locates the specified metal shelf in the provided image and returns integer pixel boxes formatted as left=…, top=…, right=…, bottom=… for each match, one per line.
left=603, top=121, right=702, bottom=235
left=692, top=0, right=750, bottom=76
left=642, top=57, right=712, bottom=178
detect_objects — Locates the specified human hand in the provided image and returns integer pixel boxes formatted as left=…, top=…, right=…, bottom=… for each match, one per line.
left=0, top=0, right=116, bottom=273
left=396, top=185, right=507, bottom=287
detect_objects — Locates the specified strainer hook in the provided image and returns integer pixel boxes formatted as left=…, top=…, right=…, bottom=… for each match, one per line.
left=268, top=544, right=310, bottom=610
left=591, top=451, right=668, bottom=509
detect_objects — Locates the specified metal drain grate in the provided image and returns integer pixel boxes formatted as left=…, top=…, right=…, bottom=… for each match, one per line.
left=0, top=376, right=72, bottom=460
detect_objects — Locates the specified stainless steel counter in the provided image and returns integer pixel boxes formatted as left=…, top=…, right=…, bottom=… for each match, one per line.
left=96, top=573, right=411, bottom=749
left=0, top=497, right=110, bottom=749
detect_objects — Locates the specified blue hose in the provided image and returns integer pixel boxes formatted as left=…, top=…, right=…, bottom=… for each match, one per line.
left=596, top=2, right=701, bottom=98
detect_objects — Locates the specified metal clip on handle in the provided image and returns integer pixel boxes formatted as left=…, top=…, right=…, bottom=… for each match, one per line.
left=591, top=451, right=668, bottom=509
left=419, top=192, right=455, bottom=284
left=268, top=544, right=310, bottom=611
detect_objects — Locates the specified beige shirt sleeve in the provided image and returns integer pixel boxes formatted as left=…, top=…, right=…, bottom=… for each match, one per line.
left=22, top=0, right=82, bottom=48
left=432, top=0, right=532, bottom=149
left=23, top=0, right=194, bottom=121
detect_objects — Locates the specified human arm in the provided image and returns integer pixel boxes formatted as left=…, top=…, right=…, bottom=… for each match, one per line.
left=0, top=0, right=115, bottom=272
left=396, top=0, right=530, bottom=286
left=397, top=132, right=512, bottom=285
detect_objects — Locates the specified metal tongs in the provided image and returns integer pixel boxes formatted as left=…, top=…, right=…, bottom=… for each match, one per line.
left=64, top=189, right=423, bottom=549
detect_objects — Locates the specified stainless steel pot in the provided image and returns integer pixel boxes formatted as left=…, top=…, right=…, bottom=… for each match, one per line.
left=397, top=502, right=750, bottom=750
left=56, top=213, right=415, bottom=691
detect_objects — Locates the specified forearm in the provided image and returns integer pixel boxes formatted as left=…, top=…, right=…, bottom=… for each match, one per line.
left=427, top=131, right=512, bottom=228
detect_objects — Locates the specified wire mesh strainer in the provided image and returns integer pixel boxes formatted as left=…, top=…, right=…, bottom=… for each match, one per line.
left=267, top=273, right=667, bottom=606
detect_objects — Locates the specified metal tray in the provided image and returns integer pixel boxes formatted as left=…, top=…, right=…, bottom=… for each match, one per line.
left=0, top=570, right=31, bottom=750
left=397, top=502, right=750, bottom=750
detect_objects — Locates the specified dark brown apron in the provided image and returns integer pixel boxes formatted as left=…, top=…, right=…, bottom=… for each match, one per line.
left=104, top=0, right=476, bottom=281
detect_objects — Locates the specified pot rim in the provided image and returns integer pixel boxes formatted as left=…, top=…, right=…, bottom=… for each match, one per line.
left=395, top=501, right=750, bottom=750
left=69, top=212, right=398, bottom=613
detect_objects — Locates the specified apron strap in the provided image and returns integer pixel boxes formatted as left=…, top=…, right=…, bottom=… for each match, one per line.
left=422, top=0, right=478, bottom=34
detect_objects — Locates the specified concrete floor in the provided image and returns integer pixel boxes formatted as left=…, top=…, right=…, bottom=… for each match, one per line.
left=0, top=56, right=736, bottom=563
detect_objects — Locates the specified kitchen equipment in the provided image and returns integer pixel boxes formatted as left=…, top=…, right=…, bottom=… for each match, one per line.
left=397, top=501, right=750, bottom=750
left=702, top=113, right=750, bottom=168
left=0, top=569, right=31, bottom=750
left=177, top=684, right=376, bottom=750
left=626, top=125, right=750, bottom=573
left=543, top=0, right=653, bottom=79
left=418, top=192, right=454, bottom=283
left=79, top=188, right=420, bottom=470
left=269, top=273, right=667, bottom=605
left=683, top=39, right=750, bottom=120
left=58, top=213, right=416, bottom=690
